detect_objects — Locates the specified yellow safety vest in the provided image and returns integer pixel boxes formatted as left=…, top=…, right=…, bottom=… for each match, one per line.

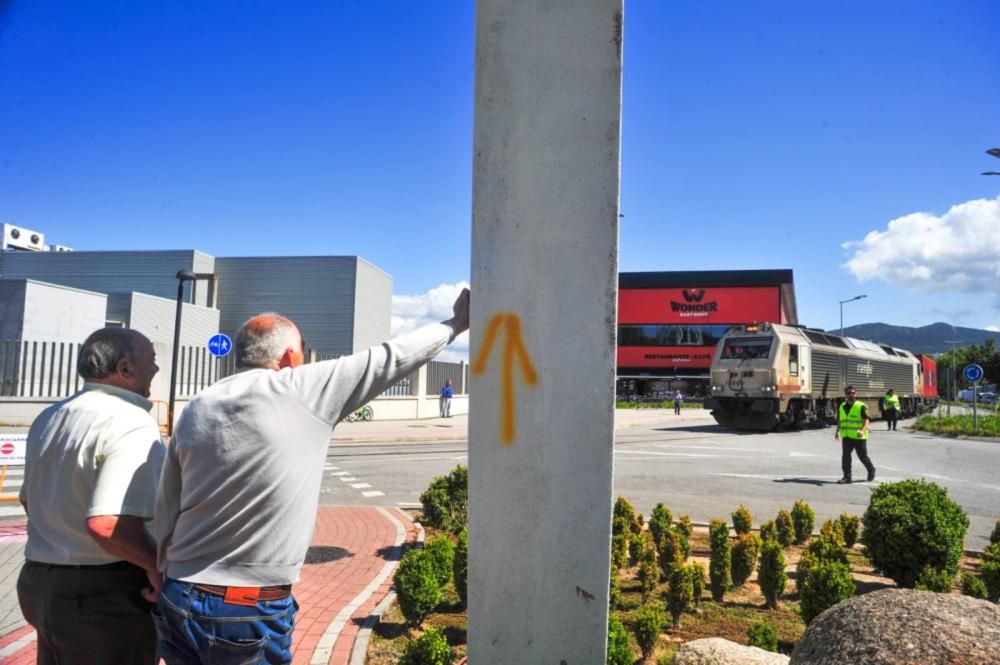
left=885, top=394, right=900, bottom=410
left=839, top=401, right=868, bottom=440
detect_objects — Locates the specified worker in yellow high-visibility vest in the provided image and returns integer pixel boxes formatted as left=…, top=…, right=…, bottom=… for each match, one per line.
left=883, top=388, right=900, bottom=431
left=834, top=385, right=876, bottom=484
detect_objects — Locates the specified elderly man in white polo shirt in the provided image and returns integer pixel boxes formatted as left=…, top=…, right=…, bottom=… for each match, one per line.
left=17, top=327, right=165, bottom=665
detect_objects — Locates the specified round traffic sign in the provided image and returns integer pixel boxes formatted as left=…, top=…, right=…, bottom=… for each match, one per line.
left=0, top=443, right=13, bottom=455
left=963, top=363, right=984, bottom=383
left=208, top=333, right=233, bottom=357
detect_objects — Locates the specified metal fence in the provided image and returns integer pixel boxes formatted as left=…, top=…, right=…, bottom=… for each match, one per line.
left=0, top=340, right=83, bottom=398
left=426, top=360, right=467, bottom=395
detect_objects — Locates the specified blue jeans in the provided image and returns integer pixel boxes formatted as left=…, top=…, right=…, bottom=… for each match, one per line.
left=153, top=579, right=298, bottom=665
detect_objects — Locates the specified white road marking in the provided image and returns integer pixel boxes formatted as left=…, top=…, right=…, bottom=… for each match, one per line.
left=362, top=490, right=385, bottom=498
left=330, top=471, right=350, bottom=476
left=396, top=502, right=421, bottom=507
left=919, top=473, right=1000, bottom=492
left=350, top=483, right=372, bottom=489
left=615, top=450, right=719, bottom=458
left=324, top=465, right=340, bottom=470
left=339, top=476, right=359, bottom=482
left=333, top=455, right=467, bottom=464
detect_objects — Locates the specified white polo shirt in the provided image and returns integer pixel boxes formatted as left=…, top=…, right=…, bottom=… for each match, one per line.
left=20, top=383, right=165, bottom=565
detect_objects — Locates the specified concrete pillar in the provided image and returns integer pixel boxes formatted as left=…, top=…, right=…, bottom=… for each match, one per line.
left=469, top=0, right=623, bottom=661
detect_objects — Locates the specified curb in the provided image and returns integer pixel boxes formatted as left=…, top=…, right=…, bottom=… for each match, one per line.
left=348, top=516, right=425, bottom=665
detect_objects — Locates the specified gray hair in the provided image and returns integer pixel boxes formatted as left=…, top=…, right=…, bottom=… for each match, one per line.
left=236, top=313, right=300, bottom=369
left=78, top=328, right=145, bottom=380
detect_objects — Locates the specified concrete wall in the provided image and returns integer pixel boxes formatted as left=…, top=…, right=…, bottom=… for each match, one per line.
left=352, top=258, right=392, bottom=351
left=0, top=281, right=26, bottom=340
left=21, top=281, right=108, bottom=341
left=0, top=250, right=214, bottom=307
left=215, top=256, right=360, bottom=356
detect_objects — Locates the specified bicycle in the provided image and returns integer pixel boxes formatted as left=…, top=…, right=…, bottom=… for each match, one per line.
left=343, top=405, right=374, bottom=423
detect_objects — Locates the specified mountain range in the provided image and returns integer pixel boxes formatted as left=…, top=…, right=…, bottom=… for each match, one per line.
left=837, top=322, right=1000, bottom=355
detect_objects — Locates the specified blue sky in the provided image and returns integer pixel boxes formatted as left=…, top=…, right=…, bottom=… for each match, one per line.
left=2, top=1, right=999, bottom=355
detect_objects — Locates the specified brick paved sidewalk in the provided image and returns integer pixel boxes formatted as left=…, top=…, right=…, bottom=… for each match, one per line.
left=0, top=506, right=417, bottom=665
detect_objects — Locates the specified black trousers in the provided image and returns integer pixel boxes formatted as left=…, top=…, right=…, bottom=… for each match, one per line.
left=885, top=407, right=898, bottom=430
left=17, top=560, right=157, bottom=665
left=841, top=437, right=875, bottom=480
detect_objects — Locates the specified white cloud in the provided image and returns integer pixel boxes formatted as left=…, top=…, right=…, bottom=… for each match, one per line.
left=843, top=196, right=1000, bottom=300
left=987, top=325, right=1000, bottom=332
left=392, top=281, right=470, bottom=362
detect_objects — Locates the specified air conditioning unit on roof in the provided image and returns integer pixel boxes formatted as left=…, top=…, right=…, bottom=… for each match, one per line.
left=1, top=223, right=45, bottom=252
left=52, top=244, right=74, bottom=252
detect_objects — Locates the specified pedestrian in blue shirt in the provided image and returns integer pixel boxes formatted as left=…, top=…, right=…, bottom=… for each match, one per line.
left=440, top=379, right=454, bottom=418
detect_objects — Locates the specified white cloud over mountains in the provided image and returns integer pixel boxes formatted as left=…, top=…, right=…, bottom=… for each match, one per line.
left=842, top=196, right=1000, bottom=302
left=392, top=281, right=470, bottom=362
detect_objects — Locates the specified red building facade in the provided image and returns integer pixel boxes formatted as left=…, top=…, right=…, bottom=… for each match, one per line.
left=617, top=270, right=797, bottom=399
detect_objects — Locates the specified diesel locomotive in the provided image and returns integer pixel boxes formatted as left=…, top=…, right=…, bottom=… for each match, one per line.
left=703, top=323, right=938, bottom=431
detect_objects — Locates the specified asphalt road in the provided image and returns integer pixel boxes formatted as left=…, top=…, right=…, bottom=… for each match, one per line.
left=322, top=417, right=1000, bottom=551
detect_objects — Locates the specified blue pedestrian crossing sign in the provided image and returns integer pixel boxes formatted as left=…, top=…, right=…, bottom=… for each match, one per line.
left=963, top=363, right=984, bottom=383
left=208, top=333, right=233, bottom=357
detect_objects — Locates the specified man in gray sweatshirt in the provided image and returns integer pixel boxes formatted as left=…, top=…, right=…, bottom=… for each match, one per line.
left=153, top=289, right=469, bottom=665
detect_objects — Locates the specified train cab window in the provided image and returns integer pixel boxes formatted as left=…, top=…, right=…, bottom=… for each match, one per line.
left=789, top=344, right=799, bottom=376
left=721, top=337, right=772, bottom=360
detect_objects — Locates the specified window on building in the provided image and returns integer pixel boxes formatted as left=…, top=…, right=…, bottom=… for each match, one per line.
left=617, top=324, right=732, bottom=347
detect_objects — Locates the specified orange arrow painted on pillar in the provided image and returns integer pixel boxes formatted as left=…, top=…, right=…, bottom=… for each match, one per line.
left=472, top=313, right=539, bottom=445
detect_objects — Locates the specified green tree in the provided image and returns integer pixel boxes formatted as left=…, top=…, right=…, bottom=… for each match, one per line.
left=732, top=505, right=753, bottom=535
left=666, top=566, right=694, bottom=628
left=632, top=605, right=664, bottom=661
left=791, top=500, right=815, bottom=545
left=758, top=541, right=787, bottom=610
left=398, top=627, right=453, bottom=665
left=747, top=621, right=778, bottom=652
left=689, top=563, right=706, bottom=609
left=775, top=510, right=794, bottom=548
left=731, top=533, right=761, bottom=587
left=394, top=549, right=441, bottom=627
left=648, top=503, right=673, bottom=548
left=424, top=535, right=455, bottom=587
left=606, top=614, right=633, bottom=665
left=799, top=561, right=856, bottom=624
left=709, top=519, right=731, bottom=602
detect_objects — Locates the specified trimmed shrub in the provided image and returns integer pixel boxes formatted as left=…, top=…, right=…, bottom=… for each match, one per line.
left=675, top=527, right=691, bottom=560
left=799, top=561, right=856, bottom=624
left=632, top=605, right=664, bottom=660
left=797, top=534, right=849, bottom=582
left=914, top=566, right=954, bottom=592
left=819, top=519, right=845, bottom=546
left=961, top=572, right=988, bottom=600
left=860, top=479, right=970, bottom=588
left=759, top=520, right=777, bottom=544
left=731, top=503, right=753, bottom=536
left=614, top=496, right=642, bottom=536
left=658, top=529, right=685, bottom=579
left=606, top=614, right=633, bottom=665
left=424, top=535, right=455, bottom=587
left=838, top=513, right=861, bottom=548
left=731, top=533, right=761, bottom=587
left=629, top=533, right=647, bottom=567
left=709, top=519, right=731, bottom=602
left=395, top=549, right=441, bottom=627
left=649, top=503, right=672, bottom=548
left=689, top=562, right=706, bottom=608
left=612, top=515, right=631, bottom=540
left=775, top=510, right=794, bottom=548
left=981, top=543, right=1000, bottom=602
left=419, top=465, right=468, bottom=533
left=638, top=545, right=660, bottom=603
left=398, top=627, right=453, bottom=665
left=666, top=565, right=694, bottom=628
left=611, top=532, right=629, bottom=571
left=758, top=541, right=787, bottom=610
left=453, top=528, right=468, bottom=607
left=791, top=500, right=815, bottom=544
left=747, top=621, right=778, bottom=652
left=991, top=518, right=1000, bottom=546
left=677, top=514, right=694, bottom=539
left=732, top=505, right=753, bottom=536
left=609, top=570, right=622, bottom=610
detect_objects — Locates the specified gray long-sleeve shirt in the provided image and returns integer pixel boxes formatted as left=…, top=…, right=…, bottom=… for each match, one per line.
left=155, top=320, right=457, bottom=585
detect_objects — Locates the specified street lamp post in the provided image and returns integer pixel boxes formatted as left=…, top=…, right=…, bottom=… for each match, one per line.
left=838, top=294, right=867, bottom=337
left=167, top=269, right=215, bottom=436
